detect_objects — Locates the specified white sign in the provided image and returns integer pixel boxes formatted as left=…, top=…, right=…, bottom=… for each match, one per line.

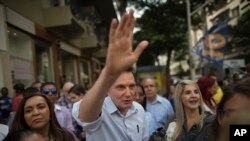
left=224, top=59, right=245, bottom=68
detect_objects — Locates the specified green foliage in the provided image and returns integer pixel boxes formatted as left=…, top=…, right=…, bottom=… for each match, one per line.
left=123, top=0, right=215, bottom=93
left=125, top=0, right=214, bottom=66
left=231, top=10, right=250, bottom=50
left=132, top=0, right=188, bottom=66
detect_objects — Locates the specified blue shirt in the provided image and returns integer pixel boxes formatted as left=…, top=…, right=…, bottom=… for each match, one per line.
left=72, top=97, right=149, bottom=141
left=0, top=96, right=12, bottom=123
left=146, top=95, right=174, bottom=130
left=145, top=111, right=156, bottom=135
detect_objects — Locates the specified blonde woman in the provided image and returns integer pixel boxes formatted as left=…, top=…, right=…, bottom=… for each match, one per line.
left=165, top=80, right=214, bottom=141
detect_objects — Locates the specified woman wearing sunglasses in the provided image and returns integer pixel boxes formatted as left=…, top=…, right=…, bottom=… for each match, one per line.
left=5, top=93, right=75, bottom=141
left=41, top=82, right=78, bottom=140
left=163, top=80, right=214, bottom=141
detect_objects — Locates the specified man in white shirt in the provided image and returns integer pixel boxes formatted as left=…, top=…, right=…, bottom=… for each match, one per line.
left=72, top=10, right=149, bottom=141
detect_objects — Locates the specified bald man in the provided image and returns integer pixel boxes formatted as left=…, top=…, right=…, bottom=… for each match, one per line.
left=57, top=82, right=74, bottom=109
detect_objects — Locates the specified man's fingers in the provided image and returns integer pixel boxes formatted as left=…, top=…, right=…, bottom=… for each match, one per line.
left=109, top=19, right=118, bottom=43
left=126, top=10, right=135, bottom=28
left=134, top=40, right=149, bottom=58
left=116, top=12, right=129, bottom=35
left=110, top=10, right=134, bottom=40
left=125, top=11, right=135, bottom=37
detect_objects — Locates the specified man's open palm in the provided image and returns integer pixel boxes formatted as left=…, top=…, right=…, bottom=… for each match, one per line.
left=106, top=10, right=148, bottom=75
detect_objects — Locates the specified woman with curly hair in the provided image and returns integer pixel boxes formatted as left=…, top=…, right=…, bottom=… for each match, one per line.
left=5, top=93, right=75, bottom=141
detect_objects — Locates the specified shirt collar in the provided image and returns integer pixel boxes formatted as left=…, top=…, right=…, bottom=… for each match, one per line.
left=54, top=104, right=62, bottom=111
left=106, top=97, right=138, bottom=116
left=149, top=95, right=163, bottom=104
left=106, top=97, right=118, bottom=114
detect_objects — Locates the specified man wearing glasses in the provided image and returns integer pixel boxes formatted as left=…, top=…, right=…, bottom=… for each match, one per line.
left=41, top=82, right=75, bottom=133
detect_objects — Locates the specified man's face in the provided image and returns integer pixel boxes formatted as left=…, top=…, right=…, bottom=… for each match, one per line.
left=142, top=79, right=158, bottom=100
left=41, top=84, right=58, bottom=103
left=69, top=92, right=83, bottom=103
left=62, top=83, right=74, bottom=97
left=108, top=72, right=136, bottom=114
left=1, top=88, right=8, bottom=97
left=219, top=93, right=250, bottom=125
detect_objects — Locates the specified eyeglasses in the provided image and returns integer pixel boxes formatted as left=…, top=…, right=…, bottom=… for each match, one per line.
left=42, top=88, right=57, bottom=95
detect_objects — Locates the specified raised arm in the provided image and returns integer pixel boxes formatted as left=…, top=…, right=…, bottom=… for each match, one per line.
left=79, top=10, right=148, bottom=122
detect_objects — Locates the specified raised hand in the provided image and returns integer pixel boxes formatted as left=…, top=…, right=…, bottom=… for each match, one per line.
left=78, top=10, right=149, bottom=123
left=105, top=10, right=148, bottom=76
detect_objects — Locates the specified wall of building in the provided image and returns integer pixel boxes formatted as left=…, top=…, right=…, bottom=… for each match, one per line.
left=0, top=0, right=45, bottom=25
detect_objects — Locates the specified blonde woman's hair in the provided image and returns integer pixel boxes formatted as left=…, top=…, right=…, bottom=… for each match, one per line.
left=171, top=80, right=206, bottom=141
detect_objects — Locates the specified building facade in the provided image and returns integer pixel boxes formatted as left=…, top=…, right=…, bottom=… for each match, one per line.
left=0, top=0, right=117, bottom=96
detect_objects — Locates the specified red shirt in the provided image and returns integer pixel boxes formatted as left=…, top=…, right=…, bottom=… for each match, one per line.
left=11, top=94, right=23, bottom=112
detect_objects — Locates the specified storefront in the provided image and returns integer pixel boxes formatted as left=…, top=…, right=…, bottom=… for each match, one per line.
left=91, top=57, right=103, bottom=83
left=0, top=4, right=9, bottom=88
left=0, top=6, right=56, bottom=94
left=34, top=38, right=55, bottom=83
left=58, top=41, right=81, bottom=87
left=8, top=26, right=35, bottom=86
left=0, top=3, right=102, bottom=94
left=79, top=58, right=91, bottom=89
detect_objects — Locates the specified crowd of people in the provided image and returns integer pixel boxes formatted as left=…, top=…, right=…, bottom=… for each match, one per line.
left=1, top=10, right=250, bottom=141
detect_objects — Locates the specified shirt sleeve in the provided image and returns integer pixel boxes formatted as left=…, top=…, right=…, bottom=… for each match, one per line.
left=72, top=100, right=102, bottom=132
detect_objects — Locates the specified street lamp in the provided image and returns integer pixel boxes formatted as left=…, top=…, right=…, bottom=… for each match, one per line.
left=186, top=0, right=195, bottom=80
left=186, top=0, right=213, bottom=80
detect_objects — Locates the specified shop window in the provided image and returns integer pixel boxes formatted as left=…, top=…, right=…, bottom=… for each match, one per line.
left=8, top=26, right=34, bottom=86
left=59, top=50, right=78, bottom=85
left=80, top=59, right=91, bottom=89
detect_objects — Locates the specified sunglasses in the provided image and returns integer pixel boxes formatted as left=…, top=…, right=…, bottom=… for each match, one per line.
left=42, top=88, right=57, bottom=95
